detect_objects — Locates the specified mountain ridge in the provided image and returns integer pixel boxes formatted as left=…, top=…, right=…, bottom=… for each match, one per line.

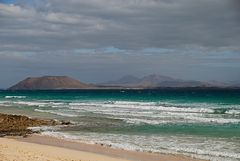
left=8, top=76, right=95, bottom=90
left=101, top=74, right=231, bottom=88
left=8, top=75, right=239, bottom=90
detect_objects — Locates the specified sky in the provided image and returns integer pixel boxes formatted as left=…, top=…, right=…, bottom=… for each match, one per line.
left=0, top=0, right=240, bottom=88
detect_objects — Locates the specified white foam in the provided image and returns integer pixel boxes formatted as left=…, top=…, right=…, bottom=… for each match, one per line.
left=34, top=109, right=78, bottom=117
left=1, top=99, right=239, bottom=124
left=123, top=118, right=169, bottom=125
left=4, top=100, right=240, bottom=118
left=40, top=131, right=240, bottom=161
left=68, top=101, right=240, bottom=124
left=226, top=110, right=240, bottom=115
left=28, top=126, right=60, bottom=132
left=69, top=101, right=215, bottom=114
left=14, top=101, right=48, bottom=106
left=5, top=96, right=26, bottom=99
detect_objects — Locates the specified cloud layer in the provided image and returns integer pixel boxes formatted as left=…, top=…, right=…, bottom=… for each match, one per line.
left=0, top=0, right=240, bottom=87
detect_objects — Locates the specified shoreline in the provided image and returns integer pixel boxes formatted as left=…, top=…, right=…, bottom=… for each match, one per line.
left=3, top=87, right=240, bottom=91
left=15, top=134, right=205, bottom=161
left=0, top=112, right=206, bottom=161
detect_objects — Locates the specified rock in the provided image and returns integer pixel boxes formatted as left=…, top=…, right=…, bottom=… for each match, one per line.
left=61, top=121, right=72, bottom=125
left=0, top=113, right=61, bottom=137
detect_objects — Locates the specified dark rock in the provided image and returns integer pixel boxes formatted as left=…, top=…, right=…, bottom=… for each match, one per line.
left=61, top=121, right=72, bottom=125
left=0, top=113, right=61, bottom=137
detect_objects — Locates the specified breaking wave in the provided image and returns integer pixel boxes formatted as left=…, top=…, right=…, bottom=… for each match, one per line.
left=5, top=96, right=26, bottom=99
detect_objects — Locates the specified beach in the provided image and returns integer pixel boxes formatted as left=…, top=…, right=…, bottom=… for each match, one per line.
left=0, top=137, right=129, bottom=161
left=1, top=135, right=205, bottom=161
left=0, top=113, right=205, bottom=161
left=0, top=112, right=205, bottom=161
left=0, top=114, right=205, bottom=161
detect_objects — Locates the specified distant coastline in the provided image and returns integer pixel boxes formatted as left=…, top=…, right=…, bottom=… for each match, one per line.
left=6, top=75, right=240, bottom=90
left=6, top=86, right=240, bottom=91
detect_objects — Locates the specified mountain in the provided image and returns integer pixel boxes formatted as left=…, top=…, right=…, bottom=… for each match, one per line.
left=102, top=74, right=174, bottom=87
left=229, top=81, right=240, bottom=87
left=8, top=75, right=236, bottom=90
left=8, top=76, right=95, bottom=90
left=207, top=80, right=230, bottom=87
left=102, top=75, right=140, bottom=86
left=157, top=80, right=211, bottom=87
left=101, top=74, right=223, bottom=88
left=137, top=74, right=178, bottom=87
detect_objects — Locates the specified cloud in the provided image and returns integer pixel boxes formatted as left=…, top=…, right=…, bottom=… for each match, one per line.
left=0, top=0, right=240, bottom=87
left=0, top=0, right=239, bottom=51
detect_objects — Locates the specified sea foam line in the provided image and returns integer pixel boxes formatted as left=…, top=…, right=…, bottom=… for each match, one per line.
left=39, top=131, right=240, bottom=161
left=5, top=96, right=27, bottom=99
left=34, top=109, right=78, bottom=117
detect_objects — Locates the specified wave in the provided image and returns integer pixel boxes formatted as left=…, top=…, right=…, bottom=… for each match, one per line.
left=28, top=126, right=60, bottom=132
left=40, top=131, right=240, bottom=161
left=5, top=96, right=26, bottom=99
left=3, top=99, right=240, bottom=115
left=69, top=101, right=215, bottom=113
left=226, top=110, right=240, bottom=115
left=14, top=101, right=49, bottom=107
left=34, top=109, right=78, bottom=117
left=1, top=100, right=239, bottom=124
left=34, top=108, right=240, bottom=125
left=213, top=108, right=231, bottom=114
left=69, top=101, right=240, bottom=115
left=1, top=100, right=66, bottom=108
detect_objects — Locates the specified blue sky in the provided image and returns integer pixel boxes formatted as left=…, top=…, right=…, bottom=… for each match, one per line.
left=0, top=0, right=15, bottom=4
left=0, top=0, right=240, bottom=88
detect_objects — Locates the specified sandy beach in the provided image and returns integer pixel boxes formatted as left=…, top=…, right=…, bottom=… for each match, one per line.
left=0, top=112, right=206, bottom=161
left=0, top=134, right=206, bottom=161
left=0, top=137, right=130, bottom=161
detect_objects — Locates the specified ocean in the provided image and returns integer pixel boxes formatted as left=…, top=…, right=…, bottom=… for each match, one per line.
left=0, top=89, right=239, bottom=161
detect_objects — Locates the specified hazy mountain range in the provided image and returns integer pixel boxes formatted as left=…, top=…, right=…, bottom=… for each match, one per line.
left=101, top=74, right=230, bottom=88
left=7, top=75, right=239, bottom=90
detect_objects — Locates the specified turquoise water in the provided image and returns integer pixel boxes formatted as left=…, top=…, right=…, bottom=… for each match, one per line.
left=0, top=89, right=239, bottom=160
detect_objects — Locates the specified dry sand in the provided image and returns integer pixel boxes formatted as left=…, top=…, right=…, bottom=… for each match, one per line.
left=0, top=137, right=130, bottom=161
left=0, top=135, right=206, bottom=161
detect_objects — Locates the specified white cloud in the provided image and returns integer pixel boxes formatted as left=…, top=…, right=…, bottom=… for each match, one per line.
left=0, top=3, right=35, bottom=17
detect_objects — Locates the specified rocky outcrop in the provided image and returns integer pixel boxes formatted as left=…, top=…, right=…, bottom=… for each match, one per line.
left=0, top=113, right=68, bottom=137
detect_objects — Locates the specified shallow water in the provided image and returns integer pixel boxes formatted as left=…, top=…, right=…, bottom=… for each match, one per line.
left=0, top=89, right=239, bottom=161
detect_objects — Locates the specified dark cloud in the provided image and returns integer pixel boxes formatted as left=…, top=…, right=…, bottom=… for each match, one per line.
left=0, top=0, right=240, bottom=88
left=1, top=0, right=240, bottom=50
